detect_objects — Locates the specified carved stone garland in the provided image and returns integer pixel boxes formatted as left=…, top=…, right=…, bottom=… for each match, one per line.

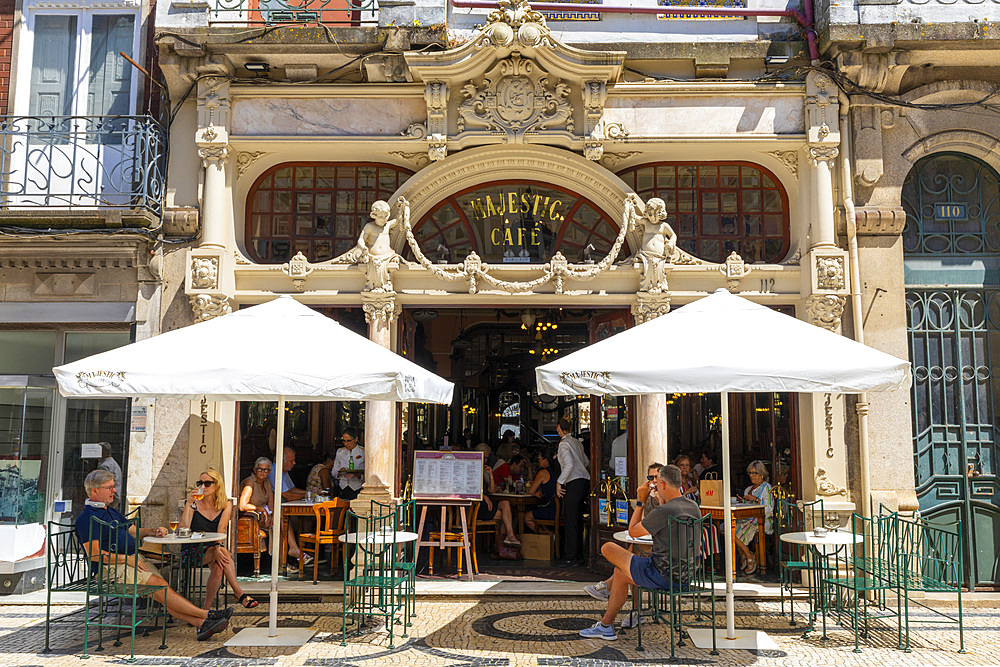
left=400, top=211, right=631, bottom=295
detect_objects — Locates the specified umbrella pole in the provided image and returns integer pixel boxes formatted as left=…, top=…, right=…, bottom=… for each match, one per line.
left=721, top=391, right=736, bottom=640
left=269, top=396, right=285, bottom=637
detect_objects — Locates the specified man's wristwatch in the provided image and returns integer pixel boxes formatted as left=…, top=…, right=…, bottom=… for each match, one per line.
left=635, top=501, right=643, bottom=507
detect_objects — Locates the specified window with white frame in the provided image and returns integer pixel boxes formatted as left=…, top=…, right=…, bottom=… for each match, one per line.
left=17, top=4, right=140, bottom=120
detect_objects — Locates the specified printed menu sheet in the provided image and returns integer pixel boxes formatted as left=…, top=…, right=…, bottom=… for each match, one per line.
left=413, top=451, right=483, bottom=500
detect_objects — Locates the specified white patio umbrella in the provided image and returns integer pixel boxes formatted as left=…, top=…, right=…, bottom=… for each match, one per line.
left=54, top=295, right=454, bottom=646
left=536, top=288, right=910, bottom=647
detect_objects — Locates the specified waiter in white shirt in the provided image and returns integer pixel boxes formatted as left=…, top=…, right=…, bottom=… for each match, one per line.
left=555, top=417, right=591, bottom=567
left=334, top=429, right=365, bottom=500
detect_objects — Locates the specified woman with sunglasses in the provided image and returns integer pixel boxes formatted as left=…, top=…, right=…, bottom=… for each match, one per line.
left=181, top=468, right=259, bottom=609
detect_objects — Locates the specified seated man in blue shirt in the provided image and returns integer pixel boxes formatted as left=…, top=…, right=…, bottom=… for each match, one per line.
left=267, top=446, right=310, bottom=568
left=579, top=464, right=702, bottom=641
left=75, top=470, right=232, bottom=641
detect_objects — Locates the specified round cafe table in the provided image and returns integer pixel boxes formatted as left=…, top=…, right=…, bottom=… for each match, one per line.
left=143, top=532, right=227, bottom=602
left=490, top=492, right=539, bottom=536
left=780, top=530, right=863, bottom=634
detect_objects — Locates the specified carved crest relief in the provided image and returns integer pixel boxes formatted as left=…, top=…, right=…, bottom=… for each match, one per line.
left=457, top=55, right=573, bottom=142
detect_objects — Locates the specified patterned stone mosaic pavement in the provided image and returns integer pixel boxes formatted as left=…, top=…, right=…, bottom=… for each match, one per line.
left=2, top=596, right=996, bottom=666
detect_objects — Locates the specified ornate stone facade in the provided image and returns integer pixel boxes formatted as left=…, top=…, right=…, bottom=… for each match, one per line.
left=189, top=293, right=232, bottom=321
left=805, top=294, right=846, bottom=332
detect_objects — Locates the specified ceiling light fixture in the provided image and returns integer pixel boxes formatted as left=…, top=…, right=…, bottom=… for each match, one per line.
left=244, top=62, right=271, bottom=73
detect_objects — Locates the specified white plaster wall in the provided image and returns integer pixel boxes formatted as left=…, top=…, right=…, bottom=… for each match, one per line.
left=604, top=94, right=804, bottom=136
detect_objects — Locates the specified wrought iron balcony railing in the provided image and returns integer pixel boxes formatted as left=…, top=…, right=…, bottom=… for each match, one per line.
left=0, top=115, right=167, bottom=218
left=209, top=0, right=378, bottom=26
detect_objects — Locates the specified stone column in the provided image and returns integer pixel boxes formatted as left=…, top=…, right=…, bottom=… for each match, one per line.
left=354, top=292, right=402, bottom=513
left=805, top=70, right=841, bottom=250
left=195, top=76, right=231, bottom=250
left=631, top=293, right=671, bottom=471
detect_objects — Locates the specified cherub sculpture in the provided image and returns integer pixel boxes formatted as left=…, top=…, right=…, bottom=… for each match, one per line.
left=625, top=194, right=676, bottom=294
left=357, top=197, right=408, bottom=293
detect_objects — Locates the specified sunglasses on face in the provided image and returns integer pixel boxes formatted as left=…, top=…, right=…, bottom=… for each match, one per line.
left=647, top=475, right=658, bottom=481
left=196, top=480, right=215, bottom=487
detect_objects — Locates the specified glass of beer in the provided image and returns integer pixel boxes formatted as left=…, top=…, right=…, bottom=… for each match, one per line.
left=169, top=520, right=179, bottom=534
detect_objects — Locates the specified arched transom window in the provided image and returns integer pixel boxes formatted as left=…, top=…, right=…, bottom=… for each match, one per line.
left=902, top=152, right=1000, bottom=256
left=616, top=162, right=790, bottom=263
left=410, top=181, right=626, bottom=264
left=246, top=162, right=413, bottom=263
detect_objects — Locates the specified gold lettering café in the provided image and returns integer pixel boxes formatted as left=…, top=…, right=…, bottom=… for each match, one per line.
left=0, top=2, right=929, bottom=585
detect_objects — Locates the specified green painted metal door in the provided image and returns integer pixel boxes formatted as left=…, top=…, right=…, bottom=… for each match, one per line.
left=903, top=152, right=1000, bottom=588
left=906, top=290, right=1000, bottom=587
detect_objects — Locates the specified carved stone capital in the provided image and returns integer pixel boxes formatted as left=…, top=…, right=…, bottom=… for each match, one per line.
left=189, top=293, right=232, bottom=322
left=808, top=145, right=839, bottom=166
left=361, top=292, right=402, bottom=325
left=198, top=144, right=229, bottom=168
left=631, top=292, right=671, bottom=324
left=805, top=294, right=846, bottom=332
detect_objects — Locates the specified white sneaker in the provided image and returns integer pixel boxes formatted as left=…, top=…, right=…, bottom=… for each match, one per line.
left=620, top=611, right=641, bottom=629
left=503, top=536, right=521, bottom=547
left=583, top=581, right=610, bottom=601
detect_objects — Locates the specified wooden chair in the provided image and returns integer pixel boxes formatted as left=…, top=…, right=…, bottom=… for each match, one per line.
left=531, top=496, right=563, bottom=560
left=298, top=499, right=348, bottom=584
left=473, top=500, right=501, bottom=566
left=236, top=513, right=265, bottom=577
left=429, top=502, right=480, bottom=577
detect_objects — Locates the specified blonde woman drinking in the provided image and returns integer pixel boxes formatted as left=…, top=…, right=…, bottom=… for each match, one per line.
left=181, top=468, right=259, bottom=609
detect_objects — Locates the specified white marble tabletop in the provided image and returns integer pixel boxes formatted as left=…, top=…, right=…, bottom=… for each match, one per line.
left=144, top=531, right=226, bottom=545
left=613, top=529, right=653, bottom=545
left=780, top=530, right=863, bottom=546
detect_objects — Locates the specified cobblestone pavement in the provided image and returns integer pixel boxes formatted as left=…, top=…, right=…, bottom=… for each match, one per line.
left=3, top=597, right=996, bottom=666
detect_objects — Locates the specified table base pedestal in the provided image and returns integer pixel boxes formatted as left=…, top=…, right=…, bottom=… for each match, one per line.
left=686, top=628, right=778, bottom=650
left=225, top=627, right=316, bottom=647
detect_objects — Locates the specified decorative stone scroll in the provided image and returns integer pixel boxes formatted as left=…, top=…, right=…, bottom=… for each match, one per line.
left=720, top=252, right=751, bottom=292
left=235, top=151, right=270, bottom=180
left=815, top=466, right=847, bottom=497
left=281, top=251, right=314, bottom=292
left=190, top=293, right=232, bottom=322
left=805, top=294, right=846, bottom=332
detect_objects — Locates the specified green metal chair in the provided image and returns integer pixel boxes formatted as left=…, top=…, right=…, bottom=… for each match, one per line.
left=44, top=519, right=91, bottom=654
left=372, top=498, right=417, bottom=625
left=820, top=512, right=899, bottom=653
left=775, top=497, right=824, bottom=626
left=82, top=515, right=169, bottom=662
left=629, top=513, right=718, bottom=659
left=895, top=515, right=964, bottom=653
left=341, top=506, right=410, bottom=648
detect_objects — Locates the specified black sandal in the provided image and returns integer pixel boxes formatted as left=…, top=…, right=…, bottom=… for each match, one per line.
left=238, top=593, right=259, bottom=609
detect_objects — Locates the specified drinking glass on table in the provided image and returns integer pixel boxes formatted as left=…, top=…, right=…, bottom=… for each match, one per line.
left=168, top=520, right=180, bottom=533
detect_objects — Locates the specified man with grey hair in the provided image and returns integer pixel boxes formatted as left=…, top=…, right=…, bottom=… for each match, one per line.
left=579, top=464, right=701, bottom=641
left=75, top=470, right=232, bottom=641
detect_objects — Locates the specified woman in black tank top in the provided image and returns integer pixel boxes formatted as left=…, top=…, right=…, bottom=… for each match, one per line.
left=180, top=469, right=258, bottom=608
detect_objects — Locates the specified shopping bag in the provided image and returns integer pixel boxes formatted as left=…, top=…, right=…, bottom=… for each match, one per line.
left=700, top=472, right=724, bottom=507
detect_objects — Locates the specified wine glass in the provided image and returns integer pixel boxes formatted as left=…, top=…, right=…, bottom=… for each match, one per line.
left=168, top=520, right=179, bottom=534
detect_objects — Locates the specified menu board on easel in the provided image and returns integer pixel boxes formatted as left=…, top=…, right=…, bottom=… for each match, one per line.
left=412, top=451, right=483, bottom=500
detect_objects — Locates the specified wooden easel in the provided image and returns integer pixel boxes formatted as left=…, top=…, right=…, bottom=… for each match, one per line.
left=415, top=499, right=475, bottom=581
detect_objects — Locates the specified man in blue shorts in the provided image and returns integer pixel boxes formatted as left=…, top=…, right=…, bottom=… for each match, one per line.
left=580, top=464, right=701, bottom=640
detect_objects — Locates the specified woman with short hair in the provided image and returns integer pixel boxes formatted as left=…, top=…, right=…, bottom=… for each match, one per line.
left=734, top=460, right=773, bottom=574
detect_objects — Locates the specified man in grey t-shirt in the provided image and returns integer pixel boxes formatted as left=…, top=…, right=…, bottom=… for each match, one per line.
left=580, top=464, right=702, bottom=641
